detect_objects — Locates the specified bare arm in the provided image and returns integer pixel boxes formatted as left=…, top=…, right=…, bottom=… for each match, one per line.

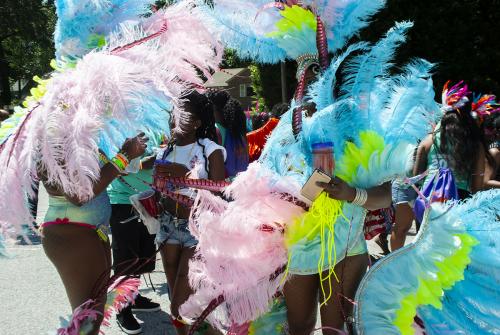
left=208, top=149, right=225, bottom=181
left=44, top=134, right=148, bottom=206
left=140, top=155, right=157, bottom=170
left=483, top=148, right=500, bottom=189
left=470, top=145, right=486, bottom=193
left=317, top=178, right=392, bottom=210
left=413, top=135, right=432, bottom=176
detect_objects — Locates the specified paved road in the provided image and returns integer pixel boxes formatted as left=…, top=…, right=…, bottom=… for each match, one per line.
left=0, top=187, right=414, bottom=335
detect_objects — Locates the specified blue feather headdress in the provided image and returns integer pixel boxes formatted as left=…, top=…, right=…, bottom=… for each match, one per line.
left=196, top=0, right=386, bottom=64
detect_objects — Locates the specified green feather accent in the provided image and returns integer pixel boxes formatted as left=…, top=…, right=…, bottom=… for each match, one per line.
left=266, top=5, right=316, bottom=38
left=393, top=233, right=478, bottom=335
left=336, top=131, right=385, bottom=183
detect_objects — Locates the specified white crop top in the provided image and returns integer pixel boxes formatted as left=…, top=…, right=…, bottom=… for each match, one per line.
left=156, top=138, right=226, bottom=197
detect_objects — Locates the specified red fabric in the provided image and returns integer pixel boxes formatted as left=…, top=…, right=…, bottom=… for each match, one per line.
left=364, top=207, right=395, bottom=240
left=246, top=118, right=279, bottom=162
left=172, top=318, right=186, bottom=329
left=41, top=218, right=96, bottom=230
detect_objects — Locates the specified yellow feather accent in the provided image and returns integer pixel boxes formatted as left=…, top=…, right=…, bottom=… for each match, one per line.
left=336, top=131, right=385, bottom=183
left=267, top=5, right=316, bottom=38
left=393, top=233, right=478, bottom=334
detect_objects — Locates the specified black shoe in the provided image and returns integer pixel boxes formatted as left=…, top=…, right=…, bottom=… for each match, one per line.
left=131, top=294, right=161, bottom=312
left=117, top=307, right=142, bottom=334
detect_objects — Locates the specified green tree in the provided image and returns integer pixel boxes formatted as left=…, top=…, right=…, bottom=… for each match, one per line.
left=0, top=0, right=56, bottom=106
left=358, top=0, right=500, bottom=95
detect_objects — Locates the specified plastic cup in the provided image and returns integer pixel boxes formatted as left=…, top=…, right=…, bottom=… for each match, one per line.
left=312, top=142, right=335, bottom=176
left=138, top=190, right=159, bottom=217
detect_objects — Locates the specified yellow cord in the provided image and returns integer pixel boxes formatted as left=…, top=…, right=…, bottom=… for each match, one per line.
left=285, top=193, right=345, bottom=305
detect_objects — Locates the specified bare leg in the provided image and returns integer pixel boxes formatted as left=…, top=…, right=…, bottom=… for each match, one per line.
left=169, top=247, right=196, bottom=335
left=42, top=225, right=111, bottom=335
left=160, top=243, right=182, bottom=294
left=319, top=254, right=368, bottom=335
left=284, top=274, right=319, bottom=335
left=390, top=203, right=414, bottom=251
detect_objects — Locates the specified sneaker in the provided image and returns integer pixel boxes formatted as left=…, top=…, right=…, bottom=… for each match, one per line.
left=131, top=294, right=161, bottom=312
left=117, top=307, right=142, bottom=334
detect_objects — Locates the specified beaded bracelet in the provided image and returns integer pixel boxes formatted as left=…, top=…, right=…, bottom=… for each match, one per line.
left=109, top=153, right=129, bottom=173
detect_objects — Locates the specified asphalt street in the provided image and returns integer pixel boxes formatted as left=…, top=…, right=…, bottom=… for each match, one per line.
left=0, top=186, right=413, bottom=335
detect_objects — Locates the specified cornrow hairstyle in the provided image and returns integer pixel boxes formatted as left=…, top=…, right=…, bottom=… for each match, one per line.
left=222, top=98, right=247, bottom=143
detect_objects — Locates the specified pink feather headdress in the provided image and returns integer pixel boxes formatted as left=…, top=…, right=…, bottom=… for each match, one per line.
left=441, top=80, right=471, bottom=112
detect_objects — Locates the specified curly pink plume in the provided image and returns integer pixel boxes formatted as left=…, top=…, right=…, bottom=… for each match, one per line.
left=441, top=80, right=471, bottom=112
left=56, top=299, right=100, bottom=335
left=102, top=276, right=141, bottom=327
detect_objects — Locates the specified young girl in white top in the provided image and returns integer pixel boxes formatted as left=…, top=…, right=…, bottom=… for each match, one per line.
left=147, top=91, right=225, bottom=335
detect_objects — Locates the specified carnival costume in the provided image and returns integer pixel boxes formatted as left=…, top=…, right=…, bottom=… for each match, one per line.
left=355, top=84, right=500, bottom=334
left=0, top=0, right=221, bottom=333
left=172, top=0, right=440, bottom=332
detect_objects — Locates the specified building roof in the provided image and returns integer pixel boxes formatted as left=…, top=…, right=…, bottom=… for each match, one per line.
left=205, top=68, right=248, bottom=87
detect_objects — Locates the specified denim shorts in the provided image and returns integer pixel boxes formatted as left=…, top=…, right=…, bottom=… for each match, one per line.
left=392, top=180, right=417, bottom=207
left=156, top=212, right=197, bottom=248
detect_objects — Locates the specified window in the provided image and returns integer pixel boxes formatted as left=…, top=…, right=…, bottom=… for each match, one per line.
left=239, top=84, right=247, bottom=97
left=246, top=85, right=254, bottom=97
left=240, top=84, right=254, bottom=98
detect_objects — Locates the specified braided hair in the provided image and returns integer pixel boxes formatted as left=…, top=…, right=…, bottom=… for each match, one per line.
left=206, top=89, right=230, bottom=115
left=163, top=91, right=218, bottom=175
left=186, top=91, right=217, bottom=174
left=222, top=98, right=247, bottom=143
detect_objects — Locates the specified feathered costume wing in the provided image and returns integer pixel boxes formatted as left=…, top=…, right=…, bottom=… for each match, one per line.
left=355, top=190, right=500, bottom=335
left=181, top=1, right=440, bottom=331
left=0, top=0, right=221, bottom=252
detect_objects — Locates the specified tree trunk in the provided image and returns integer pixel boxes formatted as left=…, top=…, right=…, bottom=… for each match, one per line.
left=0, top=41, right=12, bottom=107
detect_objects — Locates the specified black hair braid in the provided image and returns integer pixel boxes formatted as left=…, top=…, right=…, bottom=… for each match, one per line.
left=184, top=91, right=218, bottom=174
left=197, top=138, right=209, bottom=175
left=222, top=98, right=247, bottom=142
left=206, top=89, right=230, bottom=114
left=161, top=139, right=176, bottom=160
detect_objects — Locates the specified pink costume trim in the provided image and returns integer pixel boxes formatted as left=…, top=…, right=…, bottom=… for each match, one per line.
left=40, top=218, right=108, bottom=242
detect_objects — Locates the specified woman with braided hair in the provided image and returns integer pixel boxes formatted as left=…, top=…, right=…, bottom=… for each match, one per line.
left=144, top=91, right=226, bottom=334
left=220, top=98, right=249, bottom=177
left=207, top=90, right=249, bottom=178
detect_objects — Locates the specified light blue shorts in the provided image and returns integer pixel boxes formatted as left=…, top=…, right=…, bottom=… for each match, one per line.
left=392, top=180, right=417, bottom=206
left=156, top=212, right=197, bottom=248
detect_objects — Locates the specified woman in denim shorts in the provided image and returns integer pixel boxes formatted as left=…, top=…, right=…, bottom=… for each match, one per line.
left=390, top=179, right=417, bottom=251
left=148, top=91, right=226, bottom=334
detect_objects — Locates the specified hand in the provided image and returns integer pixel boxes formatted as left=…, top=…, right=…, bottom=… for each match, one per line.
left=155, top=162, right=190, bottom=178
left=121, top=132, right=148, bottom=160
left=316, top=177, right=356, bottom=202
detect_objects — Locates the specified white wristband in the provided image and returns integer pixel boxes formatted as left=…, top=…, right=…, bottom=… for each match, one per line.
left=351, top=188, right=368, bottom=207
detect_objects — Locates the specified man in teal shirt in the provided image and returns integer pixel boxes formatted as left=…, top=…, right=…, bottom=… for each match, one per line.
left=108, top=154, right=161, bottom=334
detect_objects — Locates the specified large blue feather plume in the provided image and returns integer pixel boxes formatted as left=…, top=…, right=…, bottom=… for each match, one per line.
left=54, top=0, right=151, bottom=62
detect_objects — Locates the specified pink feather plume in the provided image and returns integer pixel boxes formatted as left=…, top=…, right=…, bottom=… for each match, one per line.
left=102, top=276, right=141, bottom=327
left=56, top=299, right=101, bottom=335
left=181, top=163, right=305, bottom=327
